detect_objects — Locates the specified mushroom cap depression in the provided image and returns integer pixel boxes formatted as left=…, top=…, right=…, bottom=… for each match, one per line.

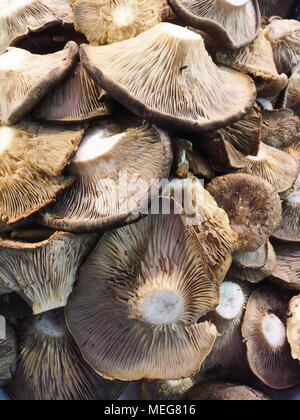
left=168, top=0, right=261, bottom=50
left=287, top=295, right=300, bottom=361
left=0, top=320, right=17, bottom=386
left=0, top=41, right=78, bottom=125
left=80, top=23, right=256, bottom=133
left=66, top=214, right=220, bottom=381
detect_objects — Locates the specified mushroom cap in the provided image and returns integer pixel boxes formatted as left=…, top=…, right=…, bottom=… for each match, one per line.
left=66, top=214, right=220, bottom=381
left=282, top=65, right=300, bottom=117
left=287, top=295, right=300, bottom=361
left=242, top=285, right=300, bottom=389
left=168, top=0, right=261, bottom=50
left=0, top=293, right=31, bottom=319
left=238, top=142, right=300, bottom=194
left=0, top=231, right=99, bottom=314
left=186, top=149, right=214, bottom=179
left=185, top=381, right=271, bottom=400
left=7, top=310, right=127, bottom=400
left=80, top=23, right=256, bottom=133
left=40, top=121, right=172, bottom=233
left=0, top=320, right=17, bottom=386
left=0, top=41, right=78, bottom=126
left=0, top=0, right=73, bottom=54
left=34, top=62, right=112, bottom=122
left=261, top=109, right=300, bottom=149
left=284, top=140, right=300, bottom=162
left=140, top=378, right=194, bottom=400
left=71, top=0, right=168, bottom=45
left=258, top=0, right=296, bottom=18
left=271, top=241, right=300, bottom=291
left=206, top=173, right=282, bottom=252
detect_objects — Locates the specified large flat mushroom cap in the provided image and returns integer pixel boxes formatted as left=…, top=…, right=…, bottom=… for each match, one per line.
left=287, top=295, right=300, bottom=361
left=0, top=41, right=78, bottom=125
left=168, top=0, right=261, bottom=50
left=80, top=23, right=256, bottom=133
left=66, top=214, right=219, bottom=381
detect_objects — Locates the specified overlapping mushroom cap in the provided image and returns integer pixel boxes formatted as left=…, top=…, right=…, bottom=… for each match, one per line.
left=272, top=241, right=300, bottom=290
left=66, top=214, right=220, bottom=381
left=80, top=23, right=256, bottom=133
left=261, top=109, right=300, bottom=149
left=287, top=295, right=300, bottom=361
left=282, top=65, right=300, bottom=117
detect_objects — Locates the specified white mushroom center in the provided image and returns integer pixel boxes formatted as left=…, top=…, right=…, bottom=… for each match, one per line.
left=287, top=175, right=300, bottom=205
left=0, top=0, right=32, bottom=17
left=0, top=127, right=15, bottom=156
left=140, top=289, right=184, bottom=325
left=0, top=48, right=29, bottom=71
left=261, top=314, right=286, bottom=349
left=220, top=0, right=249, bottom=6
left=161, top=22, right=201, bottom=41
left=35, top=316, right=65, bottom=338
left=113, top=6, right=135, bottom=27
left=215, top=282, right=245, bottom=320
left=247, top=145, right=268, bottom=162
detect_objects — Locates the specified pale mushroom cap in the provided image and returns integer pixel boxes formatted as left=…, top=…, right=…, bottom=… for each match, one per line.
left=215, top=281, right=245, bottom=321
left=287, top=295, right=300, bottom=361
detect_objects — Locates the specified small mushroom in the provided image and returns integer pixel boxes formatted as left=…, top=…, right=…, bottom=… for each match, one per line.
left=0, top=42, right=78, bottom=125
left=206, top=173, right=282, bottom=252
left=271, top=241, right=300, bottom=290
left=258, top=0, right=296, bottom=18
left=168, top=0, right=261, bottom=50
left=261, top=109, right=300, bottom=149
left=80, top=23, right=256, bottom=133
left=7, top=310, right=127, bottom=400
left=242, top=285, right=300, bottom=389
left=287, top=295, right=300, bottom=361
left=140, top=378, right=194, bottom=400
left=282, top=65, right=300, bottom=117
left=0, top=320, right=17, bottom=386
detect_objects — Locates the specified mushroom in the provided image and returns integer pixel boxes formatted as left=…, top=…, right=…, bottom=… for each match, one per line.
left=237, top=142, right=300, bottom=195
left=271, top=241, right=300, bottom=291
left=0, top=293, right=31, bottom=320
left=0, top=320, right=17, bottom=386
left=71, top=0, right=170, bottom=45
left=261, top=109, right=300, bottom=149
left=140, top=378, right=194, bottom=400
left=264, top=19, right=300, bottom=74
left=258, top=0, right=296, bottom=18
left=0, top=231, right=98, bottom=314
left=40, top=120, right=172, bottom=233
left=0, top=42, right=78, bottom=125
left=80, top=23, right=256, bottom=133
left=7, top=310, right=127, bottom=400
left=186, top=149, right=214, bottom=179
left=242, top=285, right=300, bottom=389
left=229, top=241, right=277, bottom=283
left=66, top=214, right=220, bottom=381
left=184, top=380, right=271, bottom=400
left=0, top=119, right=84, bottom=225
left=168, top=0, right=261, bottom=50
left=0, top=0, right=73, bottom=54
left=287, top=295, right=300, bottom=361
left=282, top=65, right=300, bottom=117
left=34, top=62, right=112, bottom=122
left=206, top=173, right=282, bottom=252
left=284, top=140, right=300, bottom=162
left=272, top=175, right=300, bottom=243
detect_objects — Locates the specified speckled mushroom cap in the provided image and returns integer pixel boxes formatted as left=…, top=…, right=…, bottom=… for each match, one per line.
left=0, top=320, right=17, bottom=386
left=80, top=23, right=256, bottom=133
left=272, top=241, right=300, bottom=291
left=287, top=295, right=300, bottom=361
left=242, top=285, right=300, bottom=390
left=206, top=173, right=282, bottom=252
left=71, top=0, right=170, bottom=45
left=0, top=0, right=73, bottom=54
left=66, top=214, right=220, bottom=381
left=0, top=42, right=78, bottom=126
left=168, top=0, right=261, bottom=50
left=261, top=109, right=300, bottom=149
left=258, top=0, right=296, bottom=18
left=0, top=231, right=98, bottom=314
left=7, top=310, right=127, bottom=400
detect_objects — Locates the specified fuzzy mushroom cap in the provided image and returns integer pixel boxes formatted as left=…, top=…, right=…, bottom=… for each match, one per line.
left=66, top=214, right=220, bottom=381
left=0, top=321, right=17, bottom=386
left=258, top=0, right=295, bottom=18
left=242, top=286, right=300, bottom=390
left=7, top=310, right=126, bottom=400
left=206, top=173, right=282, bottom=252
left=71, top=0, right=168, bottom=45
left=40, top=122, right=172, bottom=233
left=238, top=143, right=300, bottom=194
left=261, top=109, right=300, bottom=149
left=0, top=232, right=98, bottom=314
left=0, top=42, right=78, bottom=126
left=168, top=0, right=261, bottom=50
left=140, top=377, right=194, bottom=400
left=80, top=23, right=256, bottom=133
left=185, top=381, right=271, bottom=400
left=34, top=62, right=111, bottom=122
left=0, top=0, right=72, bottom=54
left=264, top=19, right=300, bottom=74
left=272, top=241, right=300, bottom=291
left=287, top=295, right=300, bottom=361
left=0, top=120, right=83, bottom=224
left=282, top=65, right=300, bottom=117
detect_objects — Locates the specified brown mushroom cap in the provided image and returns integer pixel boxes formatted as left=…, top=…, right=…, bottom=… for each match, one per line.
left=185, top=380, right=271, bottom=400
left=0, top=320, right=17, bottom=386
left=40, top=121, right=172, bottom=233
left=66, top=214, right=220, bottom=381
left=140, top=378, right=194, bottom=400
left=186, top=149, right=214, bottom=179
left=261, top=109, right=300, bottom=149
left=282, top=65, right=300, bottom=117
left=7, top=310, right=127, bottom=400
left=168, top=0, right=261, bottom=50
left=0, top=41, right=78, bottom=125
left=80, top=23, right=256, bottom=133
left=0, top=231, right=98, bottom=314
left=258, top=0, right=296, bottom=18
left=237, top=142, right=300, bottom=194
left=287, top=295, right=300, bottom=361
left=206, top=173, right=282, bottom=252
left=0, top=0, right=73, bottom=54
left=271, top=241, right=300, bottom=290
left=71, top=0, right=169, bottom=45
left=242, top=285, right=300, bottom=389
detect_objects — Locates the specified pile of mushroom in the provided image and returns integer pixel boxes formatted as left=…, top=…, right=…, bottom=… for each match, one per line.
left=0, top=0, right=300, bottom=401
